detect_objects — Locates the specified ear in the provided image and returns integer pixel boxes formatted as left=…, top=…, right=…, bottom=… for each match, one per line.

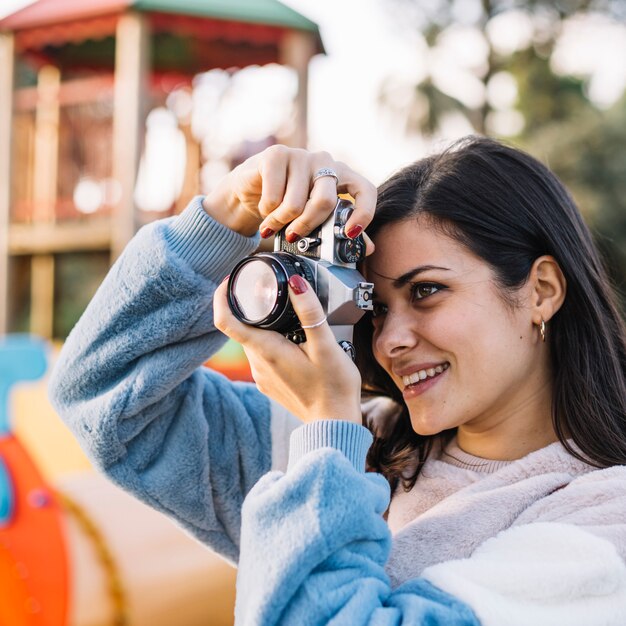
left=528, top=255, right=567, bottom=324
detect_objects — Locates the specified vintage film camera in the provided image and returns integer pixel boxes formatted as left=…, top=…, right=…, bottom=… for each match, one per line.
left=226, top=198, right=374, bottom=358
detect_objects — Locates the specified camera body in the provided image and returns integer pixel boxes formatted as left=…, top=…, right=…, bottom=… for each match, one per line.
left=227, top=198, right=374, bottom=357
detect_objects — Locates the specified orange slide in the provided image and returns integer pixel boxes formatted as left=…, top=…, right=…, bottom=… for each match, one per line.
left=1, top=335, right=250, bottom=626
left=0, top=434, right=69, bottom=626
left=0, top=335, right=68, bottom=626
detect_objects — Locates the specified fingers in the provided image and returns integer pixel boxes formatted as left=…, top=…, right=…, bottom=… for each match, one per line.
left=256, top=149, right=377, bottom=241
left=286, top=275, right=336, bottom=350
left=213, top=279, right=254, bottom=345
left=284, top=160, right=377, bottom=242
left=257, top=148, right=313, bottom=236
left=260, top=149, right=310, bottom=227
left=335, top=163, right=377, bottom=238
left=255, top=149, right=288, bottom=218
left=287, top=193, right=337, bottom=242
left=362, top=232, right=376, bottom=256
left=213, top=279, right=285, bottom=352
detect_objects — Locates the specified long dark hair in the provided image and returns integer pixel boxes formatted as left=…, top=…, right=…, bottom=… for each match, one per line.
left=356, top=135, right=626, bottom=492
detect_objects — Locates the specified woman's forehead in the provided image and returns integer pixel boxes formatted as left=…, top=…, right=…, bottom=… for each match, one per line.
left=369, top=220, right=457, bottom=269
left=365, top=218, right=489, bottom=286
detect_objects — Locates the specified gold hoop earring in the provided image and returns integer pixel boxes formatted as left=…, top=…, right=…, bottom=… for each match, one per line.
left=539, top=319, right=546, bottom=343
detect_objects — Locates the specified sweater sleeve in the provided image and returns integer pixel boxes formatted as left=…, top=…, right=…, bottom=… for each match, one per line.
left=235, top=420, right=480, bottom=626
left=49, top=197, right=275, bottom=563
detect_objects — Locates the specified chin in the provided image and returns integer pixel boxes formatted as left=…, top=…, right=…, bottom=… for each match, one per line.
left=409, top=416, right=447, bottom=437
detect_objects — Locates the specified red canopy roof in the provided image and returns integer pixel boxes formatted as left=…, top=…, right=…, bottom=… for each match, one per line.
left=0, top=0, right=323, bottom=76
left=0, top=0, right=130, bottom=30
left=0, top=0, right=321, bottom=33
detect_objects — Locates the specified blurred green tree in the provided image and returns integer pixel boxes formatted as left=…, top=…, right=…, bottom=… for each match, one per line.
left=523, top=95, right=626, bottom=308
left=382, top=0, right=626, bottom=310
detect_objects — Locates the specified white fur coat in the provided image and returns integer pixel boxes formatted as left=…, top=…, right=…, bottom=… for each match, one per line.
left=387, top=442, right=626, bottom=625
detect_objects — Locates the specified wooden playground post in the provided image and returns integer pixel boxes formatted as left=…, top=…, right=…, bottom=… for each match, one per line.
left=0, top=33, right=15, bottom=336
left=111, top=11, right=150, bottom=261
left=30, top=254, right=55, bottom=339
left=32, top=65, right=60, bottom=224
left=29, top=65, right=61, bottom=338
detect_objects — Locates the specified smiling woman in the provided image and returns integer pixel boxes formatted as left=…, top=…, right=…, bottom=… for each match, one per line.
left=49, top=136, right=626, bottom=626
left=357, top=136, right=626, bottom=491
left=364, top=214, right=555, bottom=445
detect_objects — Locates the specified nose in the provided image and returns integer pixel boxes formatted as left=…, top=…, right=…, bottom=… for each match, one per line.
left=373, top=310, right=419, bottom=359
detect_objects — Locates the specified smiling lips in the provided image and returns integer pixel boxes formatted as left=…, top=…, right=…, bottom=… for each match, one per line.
left=401, top=362, right=450, bottom=388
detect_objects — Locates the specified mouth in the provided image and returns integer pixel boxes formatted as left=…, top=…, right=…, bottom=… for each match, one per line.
left=401, top=362, right=449, bottom=390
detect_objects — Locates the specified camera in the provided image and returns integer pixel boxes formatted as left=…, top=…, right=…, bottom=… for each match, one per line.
left=226, top=198, right=374, bottom=358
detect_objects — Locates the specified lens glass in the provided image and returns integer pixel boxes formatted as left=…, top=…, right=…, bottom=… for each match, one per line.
left=232, top=261, right=279, bottom=322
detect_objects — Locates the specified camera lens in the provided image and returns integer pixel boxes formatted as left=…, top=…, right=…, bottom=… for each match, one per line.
left=230, top=261, right=278, bottom=322
left=227, top=253, right=314, bottom=334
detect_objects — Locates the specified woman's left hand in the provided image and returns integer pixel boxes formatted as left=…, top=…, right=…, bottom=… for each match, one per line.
left=213, top=275, right=362, bottom=424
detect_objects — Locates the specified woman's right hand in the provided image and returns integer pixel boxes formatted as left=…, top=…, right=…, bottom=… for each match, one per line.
left=201, top=145, right=377, bottom=239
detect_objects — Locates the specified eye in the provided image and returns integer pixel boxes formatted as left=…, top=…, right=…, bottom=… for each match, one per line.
left=410, top=282, right=444, bottom=301
left=371, top=302, right=388, bottom=318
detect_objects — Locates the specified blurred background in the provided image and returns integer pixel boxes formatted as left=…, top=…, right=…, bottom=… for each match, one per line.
left=0, top=0, right=624, bottom=625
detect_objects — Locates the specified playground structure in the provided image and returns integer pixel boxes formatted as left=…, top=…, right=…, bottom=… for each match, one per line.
left=0, top=4, right=322, bottom=621
left=0, top=0, right=323, bottom=339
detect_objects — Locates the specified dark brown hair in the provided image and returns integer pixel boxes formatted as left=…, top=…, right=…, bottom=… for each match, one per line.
left=356, top=135, right=626, bottom=493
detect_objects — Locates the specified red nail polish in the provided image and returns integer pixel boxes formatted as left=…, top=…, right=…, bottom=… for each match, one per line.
left=260, top=227, right=275, bottom=239
left=286, top=231, right=300, bottom=244
left=288, top=274, right=308, bottom=294
left=346, top=224, right=363, bottom=239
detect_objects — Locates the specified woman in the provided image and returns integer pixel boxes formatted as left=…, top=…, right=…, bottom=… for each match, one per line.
left=50, top=137, right=626, bottom=625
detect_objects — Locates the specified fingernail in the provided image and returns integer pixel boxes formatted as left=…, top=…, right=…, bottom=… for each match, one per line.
left=288, top=274, right=308, bottom=294
left=260, top=227, right=275, bottom=239
left=286, top=231, right=301, bottom=244
left=346, top=224, right=363, bottom=239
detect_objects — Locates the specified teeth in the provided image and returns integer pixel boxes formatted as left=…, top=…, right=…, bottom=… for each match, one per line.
left=402, top=363, right=449, bottom=387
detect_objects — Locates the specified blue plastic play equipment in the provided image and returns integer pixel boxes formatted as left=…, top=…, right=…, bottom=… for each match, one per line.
left=0, top=335, right=48, bottom=526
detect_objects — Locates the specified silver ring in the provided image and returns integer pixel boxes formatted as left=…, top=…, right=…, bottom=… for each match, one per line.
left=301, top=316, right=327, bottom=330
left=312, top=168, right=338, bottom=185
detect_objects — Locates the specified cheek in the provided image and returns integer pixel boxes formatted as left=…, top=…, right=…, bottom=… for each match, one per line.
left=428, top=303, right=505, bottom=368
left=421, top=308, right=467, bottom=350
left=452, top=314, right=532, bottom=385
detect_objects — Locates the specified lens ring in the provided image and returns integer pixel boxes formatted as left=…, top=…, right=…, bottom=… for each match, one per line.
left=228, top=253, right=314, bottom=333
left=229, top=258, right=281, bottom=322
left=228, top=255, right=287, bottom=326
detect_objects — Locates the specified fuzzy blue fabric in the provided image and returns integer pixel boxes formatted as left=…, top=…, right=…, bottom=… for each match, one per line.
left=49, top=197, right=270, bottom=561
left=236, top=421, right=480, bottom=625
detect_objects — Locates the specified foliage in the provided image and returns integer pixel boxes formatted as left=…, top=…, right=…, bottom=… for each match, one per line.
left=521, top=97, right=626, bottom=307
left=382, top=0, right=626, bottom=313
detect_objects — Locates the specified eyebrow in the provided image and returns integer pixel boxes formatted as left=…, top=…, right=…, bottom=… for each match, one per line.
left=367, top=264, right=452, bottom=293
left=390, top=265, right=451, bottom=288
